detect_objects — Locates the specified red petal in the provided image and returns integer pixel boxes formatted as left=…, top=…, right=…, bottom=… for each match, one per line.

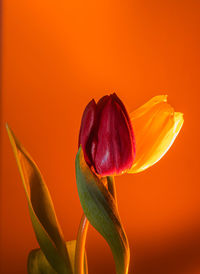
left=111, top=93, right=136, bottom=155
left=94, top=96, right=135, bottom=176
left=78, top=99, right=96, bottom=165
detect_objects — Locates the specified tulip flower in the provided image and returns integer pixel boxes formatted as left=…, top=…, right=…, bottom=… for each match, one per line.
left=79, top=94, right=184, bottom=176
left=129, top=95, right=184, bottom=173
left=75, top=93, right=184, bottom=274
left=78, top=93, right=136, bottom=176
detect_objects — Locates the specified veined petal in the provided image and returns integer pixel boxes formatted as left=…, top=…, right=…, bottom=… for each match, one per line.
left=128, top=96, right=184, bottom=173
left=95, top=96, right=134, bottom=176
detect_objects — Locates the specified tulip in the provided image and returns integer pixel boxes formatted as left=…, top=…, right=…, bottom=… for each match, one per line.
left=78, top=93, right=136, bottom=176
left=76, top=94, right=183, bottom=274
left=79, top=93, right=184, bottom=177
left=128, top=95, right=184, bottom=173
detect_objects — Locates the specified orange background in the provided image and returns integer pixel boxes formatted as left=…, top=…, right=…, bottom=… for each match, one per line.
left=1, top=0, right=200, bottom=273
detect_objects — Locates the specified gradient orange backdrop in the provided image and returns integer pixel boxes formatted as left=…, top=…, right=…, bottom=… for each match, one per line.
left=1, top=0, right=200, bottom=273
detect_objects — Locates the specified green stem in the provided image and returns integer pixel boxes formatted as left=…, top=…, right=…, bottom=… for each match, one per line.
left=107, top=176, right=118, bottom=210
left=75, top=214, right=89, bottom=274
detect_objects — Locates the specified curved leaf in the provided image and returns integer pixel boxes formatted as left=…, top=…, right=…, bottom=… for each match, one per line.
left=28, top=241, right=88, bottom=274
left=6, top=124, right=73, bottom=274
left=28, top=248, right=57, bottom=274
left=75, top=147, right=130, bottom=274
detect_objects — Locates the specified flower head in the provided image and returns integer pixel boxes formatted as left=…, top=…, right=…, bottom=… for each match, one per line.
left=79, top=93, right=184, bottom=177
left=128, top=95, right=184, bottom=173
left=79, top=93, right=136, bottom=176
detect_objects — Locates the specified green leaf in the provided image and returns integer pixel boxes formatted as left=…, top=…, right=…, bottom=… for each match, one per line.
left=28, top=241, right=88, bottom=274
left=28, top=249, right=57, bottom=274
left=6, top=124, right=73, bottom=274
left=75, top=147, right=130, bottom=274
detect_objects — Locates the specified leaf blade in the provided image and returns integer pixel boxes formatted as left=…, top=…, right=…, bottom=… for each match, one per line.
left=28, top=241, right=88, bottom=274
left=75, top=147, right=130, bottom=274
left=6, top=124, right=73, bottom=274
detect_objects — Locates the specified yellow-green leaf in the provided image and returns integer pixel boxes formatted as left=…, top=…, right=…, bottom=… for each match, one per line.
left=6, top=124, right=73, bottom=274
left=28, top=248, right=57, bottom=274
left=28, top=241, right=88, bottom=274
left=75, top=147, right=130, bottom=274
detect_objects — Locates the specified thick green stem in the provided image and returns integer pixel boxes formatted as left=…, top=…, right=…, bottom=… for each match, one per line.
left=74, top=214, right=89, bottom=274
left=107, top=176, right=118, bottom=210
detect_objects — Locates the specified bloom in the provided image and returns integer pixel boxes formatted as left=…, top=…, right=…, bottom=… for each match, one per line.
left=128, top=95, right=184, bottom=173
left=79, top=93, right=184, bottom=176
left=78, top=93, right=136, bottom=176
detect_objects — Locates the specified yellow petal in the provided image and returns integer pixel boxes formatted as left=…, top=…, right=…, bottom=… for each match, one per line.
left=128, top=95, right=184, bottom=173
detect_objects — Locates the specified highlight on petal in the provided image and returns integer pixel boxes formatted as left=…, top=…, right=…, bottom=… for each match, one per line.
left=128, top=95, right=184, bottom=173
